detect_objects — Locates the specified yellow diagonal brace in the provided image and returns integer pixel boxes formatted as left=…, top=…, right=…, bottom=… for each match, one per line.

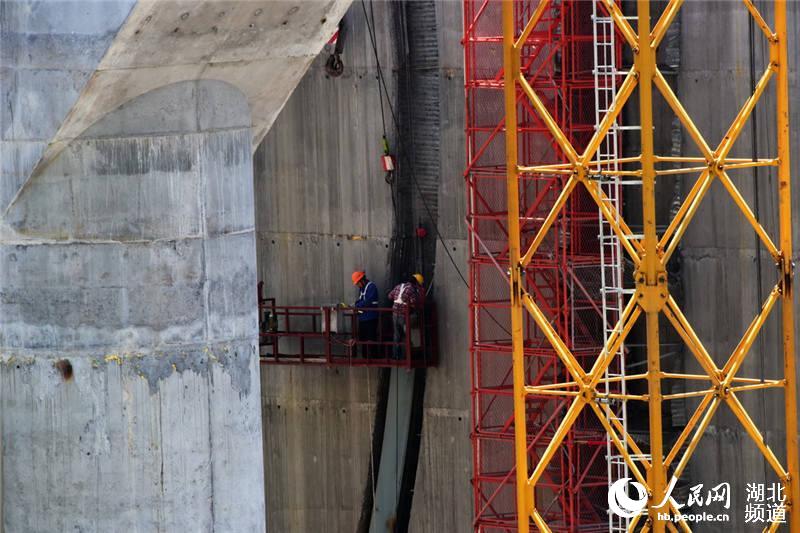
left=582, top=179, right=643, bottom=264
left=653, top=70, right=714, bottom=160
left=597, top=400, right=651, bottom=470
left=514, top=0, right=551, bottom=50
left=587, top=298, right=642, bottom=388
left=674, top=516, right=692, bottom=533
left=665, top=393, right=714, bottom=467
left=518, top=75, right=580, bottom=164
left=627, top=513, right=643, bottom=532
left=671, top=396, right=722, bottom=481
left=725, top=393, right=789, bottom=480
left=528, top=396, right=585, bottom=485
left=765, top=517, right=782, bottom=532
left=532, top=509, right=552, bottom=532
left=588, top=401, right=650, bottom=488
left=721, top=286, right=780, bottom=380
left=600, top=0, right=638, bottom=50
left=651, top=0, right=683, bottom=49
left=589, top=178, right=644, bottom=255
left=743, top=0, right=774, bottom=40
left=660, top=169, right=714, bottom=263
left=520, top=175, right=579, bottom=266
left=521, top=291, right=587, bottom=382
left=581, top=68, right=639, bottom=164
left=716, top=66, right=774, bottom=163
left=714, top=168, right=780, bottom=260
left=662, top=296, right=721, bottom=383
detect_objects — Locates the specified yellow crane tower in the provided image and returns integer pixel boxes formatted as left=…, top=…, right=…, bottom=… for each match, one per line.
left=501, top=0, right=799, bottom=531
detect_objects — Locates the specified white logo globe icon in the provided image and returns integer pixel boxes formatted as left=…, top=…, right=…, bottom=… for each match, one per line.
left=608, top=477, right=648, bottom=518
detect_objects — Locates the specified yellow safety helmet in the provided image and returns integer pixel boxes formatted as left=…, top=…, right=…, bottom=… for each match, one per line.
left=412, top=273, right=424, bottom=285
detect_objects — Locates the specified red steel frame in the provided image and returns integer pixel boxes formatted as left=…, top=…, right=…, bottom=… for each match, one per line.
left=464, top=0, right=622, bottom=530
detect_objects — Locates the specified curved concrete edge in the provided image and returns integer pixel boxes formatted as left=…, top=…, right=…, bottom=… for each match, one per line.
left=6, top=0, right=352, bottom=216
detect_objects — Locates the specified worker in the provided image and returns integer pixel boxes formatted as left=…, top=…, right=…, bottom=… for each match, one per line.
left=352, top=271, right=380, bottom=356
left=387, top=273, right=425, bottom=360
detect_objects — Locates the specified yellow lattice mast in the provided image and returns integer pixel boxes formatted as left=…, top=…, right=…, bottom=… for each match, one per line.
left=501, top=0, right=799, bottom=531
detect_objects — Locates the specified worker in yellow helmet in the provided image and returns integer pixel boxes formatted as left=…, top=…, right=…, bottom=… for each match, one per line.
left=352, top=271, right=379, bottom=356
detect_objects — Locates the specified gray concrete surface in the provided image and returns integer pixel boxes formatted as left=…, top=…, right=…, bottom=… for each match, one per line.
left=406, top=1, right=472, bottom=530
left=255, top=1, right=473, bottom=531
left=0, top=78, right=265, bottom=531
left=255, top=4, right=395, bottom=530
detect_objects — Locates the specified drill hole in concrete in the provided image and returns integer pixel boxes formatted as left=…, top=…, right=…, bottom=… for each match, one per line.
left=54, top=359, right=73, bottom=381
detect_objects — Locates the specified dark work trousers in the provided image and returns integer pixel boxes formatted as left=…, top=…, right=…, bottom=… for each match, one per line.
left=392, top=313, right=406, bottom=360
left=357, top=319, right=378, bottom=357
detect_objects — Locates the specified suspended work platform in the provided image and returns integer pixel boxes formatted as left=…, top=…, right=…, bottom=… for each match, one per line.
left=258, top=292, right=438, bottom=369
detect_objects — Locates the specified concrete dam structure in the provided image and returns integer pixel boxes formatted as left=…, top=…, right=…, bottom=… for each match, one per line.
left=1, top=0, right=799, bottom=532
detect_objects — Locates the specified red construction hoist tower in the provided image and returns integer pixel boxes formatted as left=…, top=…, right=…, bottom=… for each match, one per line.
left=464, top=0, right=624, bottom=530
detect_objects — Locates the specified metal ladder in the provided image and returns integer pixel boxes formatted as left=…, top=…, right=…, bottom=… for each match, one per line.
left=592, top=3, right=638, bottom=532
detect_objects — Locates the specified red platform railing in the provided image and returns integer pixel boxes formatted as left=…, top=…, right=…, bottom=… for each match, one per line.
left=258, top=298, right=437, bottom=368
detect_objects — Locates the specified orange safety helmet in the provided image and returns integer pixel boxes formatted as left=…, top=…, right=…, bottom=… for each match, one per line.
left=351, top=271, right=366, bottom=285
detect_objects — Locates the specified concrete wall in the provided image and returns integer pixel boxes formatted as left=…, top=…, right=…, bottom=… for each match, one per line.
left=0, top=78, right=265, bottom=531
left=408, top=1, right=472, bottom=530
left=256, top=1, right=473, bottom=531
left=0, top=0, right=135, bottom=209
left=255, top=3, right=395, bottom=531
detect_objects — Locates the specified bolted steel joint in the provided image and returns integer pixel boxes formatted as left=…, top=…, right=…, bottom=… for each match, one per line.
left=581, top=387, right=595, bottom=402
left=714, top=384, right=731, bottom=399
left=634, top=269, right=669, bottom=312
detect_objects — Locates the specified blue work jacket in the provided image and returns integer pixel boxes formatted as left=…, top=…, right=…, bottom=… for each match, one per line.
left=355, top=280, right=379, bottom=322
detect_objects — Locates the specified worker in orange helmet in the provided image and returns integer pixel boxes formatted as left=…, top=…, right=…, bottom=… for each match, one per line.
left=352, top=271, right=380, bottom=356
left=387, top=273, right=425, bottom=360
